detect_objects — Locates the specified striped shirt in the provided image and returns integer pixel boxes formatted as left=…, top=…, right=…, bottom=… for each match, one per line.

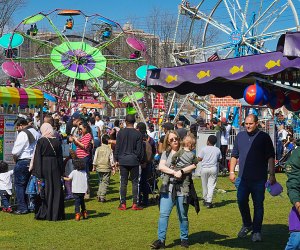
left=76, top=133, right=92, bottom=158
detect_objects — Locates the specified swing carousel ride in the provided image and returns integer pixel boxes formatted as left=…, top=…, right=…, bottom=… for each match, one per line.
left=0, top=9, right=149, bottom=109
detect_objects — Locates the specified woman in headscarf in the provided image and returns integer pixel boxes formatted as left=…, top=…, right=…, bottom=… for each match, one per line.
left=32, top=123, right=65, bottom=221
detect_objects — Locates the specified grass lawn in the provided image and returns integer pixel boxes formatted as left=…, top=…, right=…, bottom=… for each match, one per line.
left=0, top=172, right=291, bottom=250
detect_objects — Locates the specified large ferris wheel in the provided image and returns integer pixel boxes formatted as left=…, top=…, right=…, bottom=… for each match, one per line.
left=172, top=0, right=300, bottom=65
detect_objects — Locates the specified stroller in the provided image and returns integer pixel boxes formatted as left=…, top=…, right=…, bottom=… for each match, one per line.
left=275, top=148, right=293, bottom=172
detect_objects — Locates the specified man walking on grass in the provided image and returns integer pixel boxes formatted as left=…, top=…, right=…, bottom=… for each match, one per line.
left=229, top=114, right=276, bottom=242
left=114, top=114, right=143, bottom=210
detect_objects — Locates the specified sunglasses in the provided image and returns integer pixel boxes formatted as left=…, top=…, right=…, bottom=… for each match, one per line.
left=169, top=137, right=179, bottom=143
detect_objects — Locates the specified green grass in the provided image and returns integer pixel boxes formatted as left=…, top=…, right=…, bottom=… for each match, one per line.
left=0, top=173, right=291, bottom=250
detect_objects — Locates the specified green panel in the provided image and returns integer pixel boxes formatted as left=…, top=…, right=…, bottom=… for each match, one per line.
left=23, top=14, right=45, bottom=24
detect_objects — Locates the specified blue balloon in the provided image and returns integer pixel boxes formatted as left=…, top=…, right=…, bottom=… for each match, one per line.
left=261, top=88, right=270, bottom=105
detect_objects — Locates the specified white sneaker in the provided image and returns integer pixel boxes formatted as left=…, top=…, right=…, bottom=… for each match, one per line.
left=251, top=232, right=262, bottom=242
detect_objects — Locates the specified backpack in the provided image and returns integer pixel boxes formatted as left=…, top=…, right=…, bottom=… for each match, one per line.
left=141, top=138, right=154, bottom=168
left=144, top=139, right=154, bottom=163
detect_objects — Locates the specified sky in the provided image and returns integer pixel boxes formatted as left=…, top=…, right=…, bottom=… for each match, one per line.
left=11, top=0, right=300, bottom=52
left=14, top=0, right=178, bottom=27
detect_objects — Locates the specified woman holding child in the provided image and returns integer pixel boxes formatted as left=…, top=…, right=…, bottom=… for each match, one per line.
left=151, top=131, right=197, bottom=249
left=32, top=123, right=65, bottom=221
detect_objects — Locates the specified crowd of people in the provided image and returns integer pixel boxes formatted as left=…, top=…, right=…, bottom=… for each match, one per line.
left=1, top=108, right=300, bottom=249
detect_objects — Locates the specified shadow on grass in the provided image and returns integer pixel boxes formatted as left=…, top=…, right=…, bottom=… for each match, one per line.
left=167, top=231, right=229, bottom=248
left=172, top=224, right=289, bottom=250
left=213, top=199, right=236, bottom=208
left=64, top=210, right=110, bottom=220
left=212, top=224, right=289, bottom=250
left=167, top=224, right=288, bottom=249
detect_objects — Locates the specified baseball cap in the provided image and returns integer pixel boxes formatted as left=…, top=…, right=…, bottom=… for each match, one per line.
left=162, top=122, right=174, bottom=131
left=72, top=111, right=81, bottom=120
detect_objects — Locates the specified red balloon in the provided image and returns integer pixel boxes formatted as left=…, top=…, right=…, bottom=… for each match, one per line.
left=268, top=90, right=285, bottom=109
left=285, top=91, right=300, bottom=111
left=243, top=84, right=264, bottom=105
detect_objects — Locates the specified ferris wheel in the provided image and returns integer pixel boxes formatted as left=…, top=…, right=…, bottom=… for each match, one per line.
left=172, top=0, right=300, bottom=65
left=0, top=9, right=147, bottom=107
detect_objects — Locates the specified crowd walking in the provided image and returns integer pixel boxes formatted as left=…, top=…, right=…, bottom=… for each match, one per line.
left=1, top=109, right=292, bottom=249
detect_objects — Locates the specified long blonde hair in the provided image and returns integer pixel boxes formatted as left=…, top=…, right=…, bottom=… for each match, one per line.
left=162, top=130, right=180, bottom=153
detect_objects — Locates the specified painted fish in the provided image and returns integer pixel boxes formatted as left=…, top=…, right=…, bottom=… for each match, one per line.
left=265, top=59, right=281, bottom=69
left=229, top=65, right=243, bottom=75
left=197, top=70, right=210, bottom=79
left=165, top=75, right=178, bottom=84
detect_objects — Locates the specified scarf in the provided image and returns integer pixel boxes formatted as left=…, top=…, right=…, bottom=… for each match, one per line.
left=40, top=123, right=54, bottom=138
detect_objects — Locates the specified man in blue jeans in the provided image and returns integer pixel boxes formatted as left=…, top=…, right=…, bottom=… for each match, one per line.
left=12, top=118, right=40, bottom=214
left=229, top=114, right=276, bottom=242
left=114, top=114, right=143, bottom=210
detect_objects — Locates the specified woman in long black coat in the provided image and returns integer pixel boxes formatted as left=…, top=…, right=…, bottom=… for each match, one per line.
left=33, top=123, right=65, bottom=221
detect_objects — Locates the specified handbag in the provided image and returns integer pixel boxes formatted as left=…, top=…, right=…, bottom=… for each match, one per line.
left=25, top=175, right=45, bottom=195
left=26, top=175, right=38, bottom=195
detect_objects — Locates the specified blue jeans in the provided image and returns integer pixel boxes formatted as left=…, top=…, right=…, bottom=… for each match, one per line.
left=285, top=232, right=300, bottom=250
left=237, top=178, right=265, bottom=233
left=73, top=193, right=86, bottom=214
left=158, top=193, right=189, bottom=241
left=14, top=160, right=31, bottom=212
left=0, top=190, right=11, bottom=208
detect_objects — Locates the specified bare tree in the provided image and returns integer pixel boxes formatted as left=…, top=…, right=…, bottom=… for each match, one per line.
left=0, top=0, right=26, bottom=36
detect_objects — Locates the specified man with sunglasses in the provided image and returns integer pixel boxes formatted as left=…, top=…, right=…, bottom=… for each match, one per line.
left=114, top=114, right=143, bottom=210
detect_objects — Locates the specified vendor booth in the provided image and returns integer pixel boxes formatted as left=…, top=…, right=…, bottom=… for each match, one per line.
left=0, top=87, right=43, bottom=166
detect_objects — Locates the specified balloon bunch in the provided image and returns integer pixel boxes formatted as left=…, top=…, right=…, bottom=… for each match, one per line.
left=243, top=82, right=300, bottom=111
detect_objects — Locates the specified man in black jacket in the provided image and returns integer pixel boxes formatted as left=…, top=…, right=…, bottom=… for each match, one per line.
left=114, top=114, right=143, bottom=210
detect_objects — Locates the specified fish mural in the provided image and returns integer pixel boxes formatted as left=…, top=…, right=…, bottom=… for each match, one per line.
left=165, top=75, right=178, bottom=84
left=229, top=65, right=243, bottom=75
left=197, top=70, right=210, bottom=79
left=265, top=59, right=281, bottom=70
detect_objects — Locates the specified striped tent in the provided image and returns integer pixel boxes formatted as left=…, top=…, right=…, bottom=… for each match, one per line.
left=0, top=87, right=44, bottom=108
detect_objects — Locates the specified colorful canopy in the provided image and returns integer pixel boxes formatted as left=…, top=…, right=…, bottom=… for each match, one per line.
left=0, top=87, right=44, bottom=108
left=0, top=33, right=24, bottom=49
left=43, top=92, right=57, bottom=102
left=23, top=14, right=45, bottom=24
left=58, top=10, right=81, bottom=16
left=136, top=65, right=157, bottom=80
left=99, top=17, right=118, bottom=28
left=126, top=37, right=146, bottom=52
left=2, top=61, right=25, bottom=79
left=146, top=32, right=300, bottom=99
left=121, top=92, right=144, bottom=103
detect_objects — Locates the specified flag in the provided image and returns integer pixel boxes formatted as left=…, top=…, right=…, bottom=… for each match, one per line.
left=207, top=52, right=220, bottom=62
